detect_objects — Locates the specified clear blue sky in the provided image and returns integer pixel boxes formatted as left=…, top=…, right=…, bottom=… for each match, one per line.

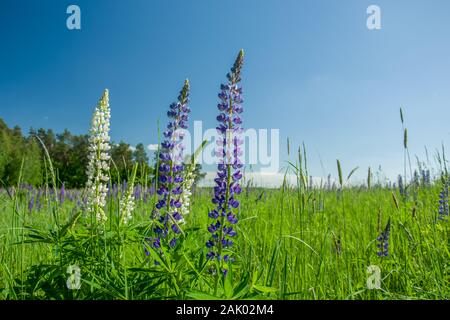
left=1, top=0, right=450, bottom=183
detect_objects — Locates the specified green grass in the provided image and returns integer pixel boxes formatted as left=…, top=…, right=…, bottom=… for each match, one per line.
left=0, top=180, right=448, bottom=300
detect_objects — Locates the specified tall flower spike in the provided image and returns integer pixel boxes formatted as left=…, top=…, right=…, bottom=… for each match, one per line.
left=207, top=50, right=244, bottom=269
left=85, top=89, right=111, bottom=225
left=149, top=80, right=191, bottom=250
left=438, top=178, right=449, bottom=221
left=59, top=183, right=65, bottom=204
left=376, top=218, right=391, bottom=257
left=179, top=165, right=195, bottom=220
left=120, top=163, right=138, bottom=224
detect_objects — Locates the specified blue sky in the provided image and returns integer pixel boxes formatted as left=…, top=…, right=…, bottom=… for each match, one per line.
left=1, top=0, right=450, bottom=183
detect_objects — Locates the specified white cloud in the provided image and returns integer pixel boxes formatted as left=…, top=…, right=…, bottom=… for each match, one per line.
left=147, top=144, right=159, bottom=151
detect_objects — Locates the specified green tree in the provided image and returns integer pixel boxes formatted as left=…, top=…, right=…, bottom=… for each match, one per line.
left=67, top=134, right=89, bottom=188
left=0, top=122, right=42, bottom=186
left=133, top=143, right=149, bottom=165
left=0, top=119, right=12, bottom=182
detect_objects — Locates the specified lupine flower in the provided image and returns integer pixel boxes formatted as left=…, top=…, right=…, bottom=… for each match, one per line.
left=377, top=218, right=391, bottom=257
left=438, top=179, right=449, bottom=221
left=28, top=196, right=34, bottom=213
left=36, top=190, right=42, bottom=211
left=179, top=162, right=197, bottom=220
left=59, top=183, right=65, bottom=204
left=150, top=80, right=191, bottom=250
left=112, top=184, right=119, bottom=199
left=134, top=184, right=142, bottom=201
left=120, top=164, right=138, bottom=224
left=206, top=50, right=244, bottom=269
left=85, top=89, right=111, bottom=225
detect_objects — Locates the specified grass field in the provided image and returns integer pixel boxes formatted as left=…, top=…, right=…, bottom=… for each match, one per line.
left=0, top=173, right=448, bottom=300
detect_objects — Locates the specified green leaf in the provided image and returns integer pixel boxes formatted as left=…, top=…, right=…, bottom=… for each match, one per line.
left=186, top=291, right=222, bottom=300
left=224, top=272, right=233, bottom=299
left=252, top=285, right=278, bottom=293
left=347, top=166, right=359, bottom=181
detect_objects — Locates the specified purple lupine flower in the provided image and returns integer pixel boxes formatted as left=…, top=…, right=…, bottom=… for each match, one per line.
left=438, top=179, right=449, bottom=221
left=36, top=190, right=42, bottom=211
left=134, top=184, right=142, bottom=201
left=28, top=196, right=34, bottom=213
left=112, top=183, right=119, bottom=199
left=59, top=183, right=65, bottom=204
left=121, top=181, right=127, bottom=195
left=206, top=50, right=244, bottom=270
left=422, top=169, right=431, bottom=186
left=150, top=80, right=191, bottom=251
left=377, top=219, right=391, bottom=257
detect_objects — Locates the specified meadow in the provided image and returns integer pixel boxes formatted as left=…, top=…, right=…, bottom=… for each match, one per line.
left=0, top=51, right=448, bottom=300
left=0, top=179, right=448, bottom=300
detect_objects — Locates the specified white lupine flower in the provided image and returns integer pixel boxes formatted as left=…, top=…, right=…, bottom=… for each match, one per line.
left=179, top=166, right=196, bottom=221
left=85, top=89, right=111, bottom=225
left=120, top=164, right=138, bottom=224
left=120, top=190, right=135, bottom=224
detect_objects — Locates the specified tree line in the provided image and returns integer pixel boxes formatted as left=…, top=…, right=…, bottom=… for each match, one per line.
left=0, top=117, right=152, bottom=188
left=0, top=117, right=206, bottom=189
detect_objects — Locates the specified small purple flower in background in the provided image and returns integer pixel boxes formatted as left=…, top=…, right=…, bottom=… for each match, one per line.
left=149, top=80, right=191, bottom=252
left=134, top=184, right=142, bottom=201
left=377, top=218, right=391, bottom=257
left=421, top=169, right=431, bottom=186
left=438, top=179, right=449, bottom=221
left=28, top=196, right=34, bottom=213
left=112, top=183, right=119, bottom=199
left=36, top=190, right=42, bottom=211
left=59, top=183, right=65, bottom=204
left=121, top=181, right=127, bottom=195
left=143, top=191, right=148, bottom=204
left=206, top=50, right=244, bottom=272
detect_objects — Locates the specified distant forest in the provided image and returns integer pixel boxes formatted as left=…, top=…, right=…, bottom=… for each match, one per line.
left=0, top=117, right=152, bottom=188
